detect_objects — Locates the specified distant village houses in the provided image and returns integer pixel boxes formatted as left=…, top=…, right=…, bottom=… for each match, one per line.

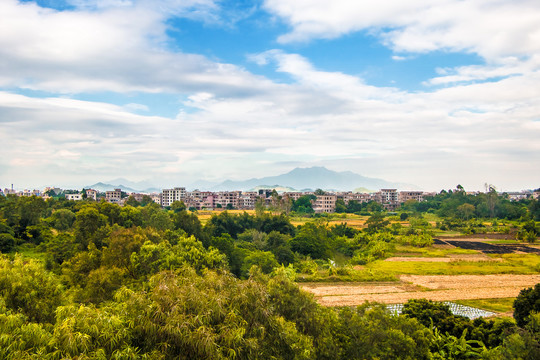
left=2, top=184, right=537, bottom=214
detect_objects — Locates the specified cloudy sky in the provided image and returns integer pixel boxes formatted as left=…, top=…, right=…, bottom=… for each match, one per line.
left=1, top=0, right=539, bottom=191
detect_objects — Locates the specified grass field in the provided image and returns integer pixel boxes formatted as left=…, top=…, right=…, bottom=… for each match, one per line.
left=290, top=214, right=370, bottom=229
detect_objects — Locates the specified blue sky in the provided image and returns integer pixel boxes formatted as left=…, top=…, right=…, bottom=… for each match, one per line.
left=1, top=0, right=539, bottom=191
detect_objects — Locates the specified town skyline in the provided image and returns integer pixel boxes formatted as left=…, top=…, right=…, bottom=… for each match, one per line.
left=1, top=165, right=538, bottom=194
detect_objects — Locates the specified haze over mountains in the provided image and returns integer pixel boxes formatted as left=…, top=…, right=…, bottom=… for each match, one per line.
left=86, top=167, right=417, bottom=193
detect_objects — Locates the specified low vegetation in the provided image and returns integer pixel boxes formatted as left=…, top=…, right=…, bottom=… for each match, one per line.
left=0, top=187, right=539, bottom=358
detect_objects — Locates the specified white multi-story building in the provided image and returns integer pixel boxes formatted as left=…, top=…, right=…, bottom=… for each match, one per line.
left=65, top=193, right=83, bottom=201
left=161, top=187, right=187, bottom=207
left=375, top=189, right=399, bottom=210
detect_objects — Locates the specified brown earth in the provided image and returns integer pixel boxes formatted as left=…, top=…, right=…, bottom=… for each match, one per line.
left=301, top=274, right=540, bottom=307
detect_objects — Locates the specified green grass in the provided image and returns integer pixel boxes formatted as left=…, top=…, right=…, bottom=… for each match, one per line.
left=455, top=298, right=516, bottom=314
left=502, top=254, right=540, bottom=269
left=394, top=245, right=478, bottom=257
left=366, top=259, right=537, bottom=276
left=13, top=244, right=47, bottom=262
left=296, top=269, right=397, bottom=283
left=433, top=230, right=463, bottom=237
left=483, top=240, right=522, bottom=244
left=297, top=244, right=540, bottom=282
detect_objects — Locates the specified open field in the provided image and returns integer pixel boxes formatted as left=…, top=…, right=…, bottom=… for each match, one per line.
left=290, top=214, right=370, bottom=229
left=384, top=254, right=503, bottom=262
left=301, top=274, right=540, bottom=308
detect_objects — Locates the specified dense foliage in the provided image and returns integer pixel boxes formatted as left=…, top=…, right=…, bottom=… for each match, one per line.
left=0, top=191, right=539, bottom=358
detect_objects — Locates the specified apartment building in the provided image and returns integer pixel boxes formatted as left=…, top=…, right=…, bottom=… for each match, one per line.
left=150, top=194, right=162, bottom=205
left=85, top=189, right=98, bottom=201
left=399, top=191, right=424, bottom=203
left=340, top=192, right=372, bottom=204
left=375, top=189, right=399, bottom=211
left=283, top=192, right=304, bottom=201
left=106, top=189, right=122, bottom=204
left=65, top=193, right=83, bottom=201
left=506, top=191, right=532, bottom=201
left=19, top=189, right=40, bottom=197
left=161, top=187, right=187, bottom=207
left=313, top=194, right=337, bottom=213
left=214, top=191, right=241, bottom=208
left=240, top=192, right=258, bottom=209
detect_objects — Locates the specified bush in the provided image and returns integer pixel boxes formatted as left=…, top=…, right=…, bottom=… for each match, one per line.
left=514, top=283, right=540, bottom=327
left=397, top=233, right=433, bottom=247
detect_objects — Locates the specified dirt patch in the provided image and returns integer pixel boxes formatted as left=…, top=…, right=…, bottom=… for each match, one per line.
left=301, top=274, right=540, bottom=307
left=447, top=241, right=540, bottom=254
left=400, top=274, right=540, bottom=290
left=434, top=238, right=540, bottom=254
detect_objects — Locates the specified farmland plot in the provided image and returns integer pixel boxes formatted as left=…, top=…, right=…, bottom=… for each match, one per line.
left=301, top=274, right=540, bottom=307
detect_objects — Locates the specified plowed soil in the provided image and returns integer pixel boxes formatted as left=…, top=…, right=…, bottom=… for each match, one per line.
left=301, top=274, right=540, bottom=307
left=434, top=238, right=540, bottom=254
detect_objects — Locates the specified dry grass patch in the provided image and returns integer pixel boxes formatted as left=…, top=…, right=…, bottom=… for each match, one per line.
left=302, top=274, right=540, bottom=307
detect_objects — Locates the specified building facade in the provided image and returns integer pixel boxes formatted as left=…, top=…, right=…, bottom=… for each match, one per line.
left=161, top=187, right=187, bottom=207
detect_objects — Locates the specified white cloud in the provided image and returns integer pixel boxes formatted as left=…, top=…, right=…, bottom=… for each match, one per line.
left=264, top=0, right=540, bottom=61
left=1, top=1, right=539, bottom=191
left=0, top=0, right=271, bottom=95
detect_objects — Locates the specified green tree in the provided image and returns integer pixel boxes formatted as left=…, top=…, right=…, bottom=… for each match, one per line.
left=514, top=283, right=540, bottom=327
left=124, top=195, right=140, bottom=207
left=173, top=210, right=207, bottom=242
left=0, top=233, right=15, bottom=253
left=457, top=203, right=475, bottom=220
left=291, top=221, right=331, bottom=259
left=0, top=255, right=65, bottom=323
left=148, top=209, right=174, bottom=231
left=292, top=195, right=316, bottom=214
left=73, top=206, right=108, bottom=249
left=365, top=212, right=389, bottom=234
left=140, top=194, right=154, bottom=206
left=170, top=200, right=187, bottom=212
left=255, top=197, right=267, bottom=216
left=101, top=227, right=158, bottom=278
left=42, top=233, right=78, bottom=267
left=336, top=303, right=432, bottom=359
left=242, top=251, right=279, bottom=276
left=117, top=268, right=314, bottom=359
left=49, top=208, right=76, bottom=230
left=335, top=199, right=347, bottom=213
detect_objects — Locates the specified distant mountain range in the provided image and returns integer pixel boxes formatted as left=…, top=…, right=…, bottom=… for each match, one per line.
left=207, top=167, right=416, bottom=192
left=84, top=181, right=160, bottom=193
left=85, top=167, right=417, bottom=193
